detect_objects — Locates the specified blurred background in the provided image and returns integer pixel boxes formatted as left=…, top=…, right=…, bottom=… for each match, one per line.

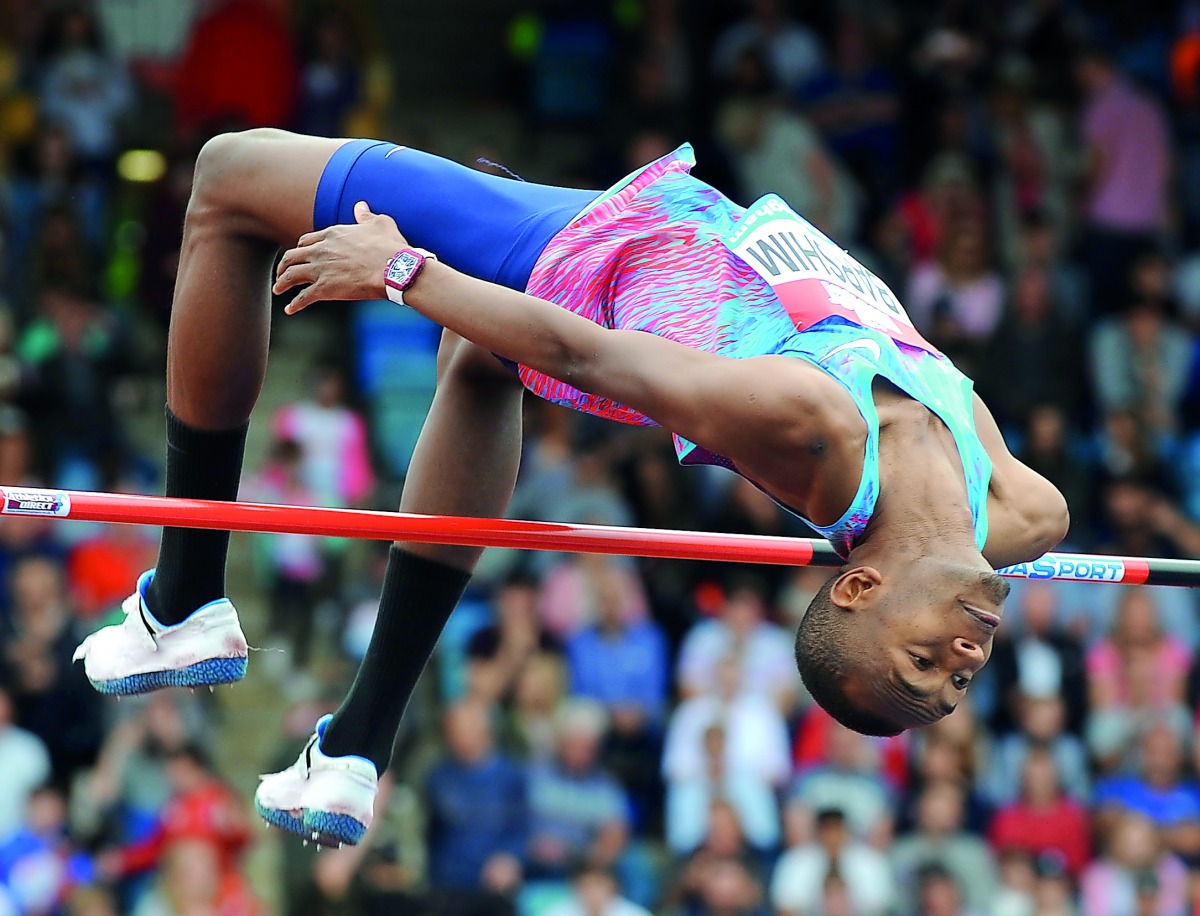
left=1, top=0, right=1200, bottom=913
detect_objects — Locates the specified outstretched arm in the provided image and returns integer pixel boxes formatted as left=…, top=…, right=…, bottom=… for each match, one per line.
left=274, top=202, right=841, bottom=464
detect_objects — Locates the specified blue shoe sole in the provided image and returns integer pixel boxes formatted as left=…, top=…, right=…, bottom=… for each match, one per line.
left=89, top=656, right=248, bottom=696
left=303, top=809, right=367, bottom=847
left=255, top=799, right=306, bottom=838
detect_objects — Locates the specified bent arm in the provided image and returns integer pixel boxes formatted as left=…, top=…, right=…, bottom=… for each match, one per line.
left=972, top=394, right=1070, bottom=567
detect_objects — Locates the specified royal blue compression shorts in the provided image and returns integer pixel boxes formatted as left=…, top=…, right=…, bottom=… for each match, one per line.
left=312, top=139, right=599, bottom=291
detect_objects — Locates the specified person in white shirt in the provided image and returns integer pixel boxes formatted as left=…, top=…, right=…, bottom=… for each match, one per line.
left=0, top=684, right=51, bottom=842
left=663, top=657, right=790, bottom=852
left=676, top=576, right=797, bottom=712
left=771, top=807, right=894, bottom=915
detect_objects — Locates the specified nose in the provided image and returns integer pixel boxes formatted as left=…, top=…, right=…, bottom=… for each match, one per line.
left=953, top=637, right=984, bottom=665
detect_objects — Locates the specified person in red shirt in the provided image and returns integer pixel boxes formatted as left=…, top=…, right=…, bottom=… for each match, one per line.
left=988, top=747, right=1090, bottom=878
left=99, top=744, right=253, bottom=885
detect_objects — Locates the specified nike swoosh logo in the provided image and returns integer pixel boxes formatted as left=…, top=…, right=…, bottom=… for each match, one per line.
left=822, top=338, right=881, bottom=362
left=384, top=146, right=408, bottom=158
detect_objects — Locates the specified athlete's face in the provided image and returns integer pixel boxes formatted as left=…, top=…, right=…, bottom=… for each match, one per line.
left=838, top=562, right=1008, bottom=729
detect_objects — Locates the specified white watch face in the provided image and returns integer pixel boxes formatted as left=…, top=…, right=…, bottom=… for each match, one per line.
left=387, top=251, right=421, bottom=286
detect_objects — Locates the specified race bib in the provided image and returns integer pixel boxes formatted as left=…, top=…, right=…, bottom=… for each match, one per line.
left=725, top=195, right=937, bottom=354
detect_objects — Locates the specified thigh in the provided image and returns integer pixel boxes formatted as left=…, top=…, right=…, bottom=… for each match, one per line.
left=193, top=128, right=350, bottom=247
left=321, top=141, right=597, bottom=289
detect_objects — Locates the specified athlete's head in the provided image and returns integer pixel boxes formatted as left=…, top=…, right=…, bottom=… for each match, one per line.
left=794, top=555, right=1009, bottom=735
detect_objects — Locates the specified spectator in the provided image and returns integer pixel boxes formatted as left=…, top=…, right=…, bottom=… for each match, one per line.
left=711, top=0, right=824, bottom=93
left=0, top=682, right=49, bottom=842
left=508, top=653, right=568, bottom=762
left=527, top=700, right=631, bottom=883
left=537, top=554, right=648, bottom=640
left=272, top=360, right=375, bottom=509
left=787, top=721, right=895, bottom=846
left=97, top=744, right=252, bottom=893
left=986, top=583, right=1087, bottom=736
left=468, top=570, right=563, bottom=706
left=666, top=722, right=780, bottom=855
left=989, top=849, right=1036, bottom=916
left=566, top=562, right=668, bottom=726
left=7, top=123, right=107, bottom=289
left=75, top=691, right=205, bottom=844
left=129, top=836, right=260, bottom=916
left=978, top=266, right=1083, bottom=431
left=987, top=749, right=1091, bottom=879
left=904, top=732, right=992, bottom=837
left=1092, top=723, right=1200, bottom=863
left=676, top=576, right=796, bottom=712
left=914, top=863, right=976, bottom=916
left=715, top=46, right=860, bottom=242
left=1076, top=46, right=1172, bottom=314
left=543, top=861, right=651, bottom=916
left=1085, top=588, right=1191, bottom=767
left=36, top=5, right=132, bottom=169
left=1080, top=812, right=1188, bottom=916
left=799, top=15, right=900, bottom=205
left=425, top=700, right=527, bottom=907
left=173, top=0, right=298, bottom=134
left=663, top=657, right=791, bottom=838
left=891, top=780, right=998, bottom=914
left=982, top=692, right=1089, bottom=808
left=18, top=282, right=138, bottom=489
left=1015, top=405, right=1093, bottom=542
left=1013, top=210, right=1088, bottom=321
left=566, top=564, right=667, bottom=833
left=905, top=216, right=1006, bottom=365
left=686, top=855, right=767, bottom=916
left=293, top=10, right=362, bottom=138
left=242, top=438, right=325, bottom=677
left=1089, top=297, right=1194, bottom=440
left=667, top=799, right=768, bottom=915
left=770, top=807, right=894, bottom=915
left=2, top=555, right=102, bottom=780
left=0, top=785, right=89, bottom=915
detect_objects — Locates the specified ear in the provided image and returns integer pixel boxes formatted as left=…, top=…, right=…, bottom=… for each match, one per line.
left=830, top=566, right=883, bottom=610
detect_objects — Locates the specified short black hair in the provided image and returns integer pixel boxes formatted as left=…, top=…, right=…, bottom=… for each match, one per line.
left=794, top=572, right=903, bottom=737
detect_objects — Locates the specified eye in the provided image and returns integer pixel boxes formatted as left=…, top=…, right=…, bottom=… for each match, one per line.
left=910, top=654, right=932, bottom=671
left=952, top=674, right=971, bottom=691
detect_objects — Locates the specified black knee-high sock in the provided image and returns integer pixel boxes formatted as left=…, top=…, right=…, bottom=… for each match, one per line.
left=321, top=547, right=471, bottom=771
left=145, top=408, right=248, bottom=625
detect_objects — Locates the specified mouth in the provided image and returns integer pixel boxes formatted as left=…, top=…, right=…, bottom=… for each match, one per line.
left=963, top=602, right=1001, bottom=633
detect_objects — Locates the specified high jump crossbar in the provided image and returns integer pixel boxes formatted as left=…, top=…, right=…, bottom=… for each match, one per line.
left=3, top=486, right=1199, bottom=588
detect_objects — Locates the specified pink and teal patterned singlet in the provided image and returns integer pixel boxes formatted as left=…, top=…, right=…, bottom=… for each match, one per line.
left=522, top=144, right=991, bottom=558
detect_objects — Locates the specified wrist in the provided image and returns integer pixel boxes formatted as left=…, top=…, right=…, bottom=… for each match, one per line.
left=383, top=248, right=438, bottom=306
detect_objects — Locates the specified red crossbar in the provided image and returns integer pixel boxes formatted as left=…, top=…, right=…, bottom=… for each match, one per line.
left=3, top=487, right=1199, bottom=587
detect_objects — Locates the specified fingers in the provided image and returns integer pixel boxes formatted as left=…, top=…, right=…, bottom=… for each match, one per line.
left=283, top=283, right=328, bottom=315
left=354, top=200, right=374, bottom=223
left=272, top=262, right=317, bottom=296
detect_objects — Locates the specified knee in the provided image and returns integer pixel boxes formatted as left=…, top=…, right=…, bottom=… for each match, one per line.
left=189, top=128, right=282, bottom=216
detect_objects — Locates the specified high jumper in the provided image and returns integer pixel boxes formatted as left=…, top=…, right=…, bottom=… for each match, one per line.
left=73, top=129, right=1068, bottom=846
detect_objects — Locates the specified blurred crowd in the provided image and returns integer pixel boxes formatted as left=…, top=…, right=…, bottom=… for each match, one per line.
left=2, top=0, right=1200, bottom=914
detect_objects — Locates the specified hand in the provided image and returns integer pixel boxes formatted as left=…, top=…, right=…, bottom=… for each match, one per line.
left=274, top=201, right=409, bottom=314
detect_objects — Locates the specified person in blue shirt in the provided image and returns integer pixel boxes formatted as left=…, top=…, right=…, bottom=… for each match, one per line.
left=1092, top=722, right=1200, bottom=863
left=425, top=700, right=528, bottom=899
left=566, top=567, right=669, bottom=833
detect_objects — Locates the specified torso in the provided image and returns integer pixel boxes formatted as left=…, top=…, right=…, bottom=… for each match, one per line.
left=524, top=144, right=994, bottom=556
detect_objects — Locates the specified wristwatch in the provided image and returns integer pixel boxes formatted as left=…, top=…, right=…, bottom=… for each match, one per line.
left=383, top=248, right=437, bottom=306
